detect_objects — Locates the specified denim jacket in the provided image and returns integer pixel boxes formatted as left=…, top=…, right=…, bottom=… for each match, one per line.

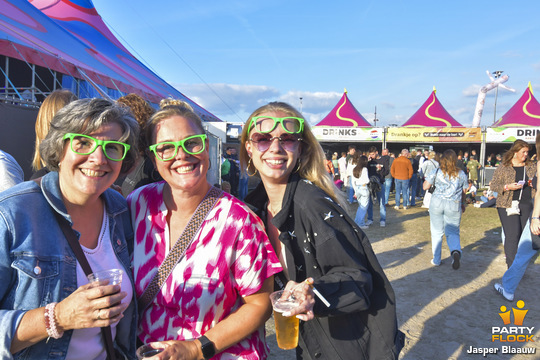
left=0, top=172, right=137, bottom=359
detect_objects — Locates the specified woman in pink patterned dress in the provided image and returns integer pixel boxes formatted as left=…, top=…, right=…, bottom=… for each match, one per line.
left=127, top=102, right=282, bottom=360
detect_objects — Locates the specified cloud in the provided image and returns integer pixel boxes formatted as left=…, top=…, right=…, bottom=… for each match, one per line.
left=173, top=83, right=342, bottom=123
left=463, top=84, right=481, bottom=97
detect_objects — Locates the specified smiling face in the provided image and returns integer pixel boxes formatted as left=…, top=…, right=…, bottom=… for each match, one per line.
left=244, top=110, right=302, bottom=186
left=58, top=122, right=123, bottom=204
left=150, top=115, right=210, bottom=194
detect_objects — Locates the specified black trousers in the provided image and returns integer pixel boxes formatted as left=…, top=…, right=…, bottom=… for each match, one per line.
left=497, top=201, right=533, bottom=268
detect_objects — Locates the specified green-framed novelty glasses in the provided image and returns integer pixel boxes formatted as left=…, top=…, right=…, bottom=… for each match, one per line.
left=248, top=116, right=304, bottom=134
left=149, top=134, right=207, bottom=161
left=63, top=133, right=130, bottom=161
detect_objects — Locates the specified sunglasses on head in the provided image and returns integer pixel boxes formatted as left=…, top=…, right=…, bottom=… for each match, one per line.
left=248, top=116, right=304, bottom=134
left=249, top=132, right=302, bottom=152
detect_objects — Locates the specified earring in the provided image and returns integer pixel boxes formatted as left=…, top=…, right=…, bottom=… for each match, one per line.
left=246, top=158, right=258, bottom=177
left=294, top=158, right=302, bottom=173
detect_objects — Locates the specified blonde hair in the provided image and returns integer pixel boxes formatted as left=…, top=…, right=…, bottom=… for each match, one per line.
left=159, top=98, right=194, bottom=111
left=240, top=102, right=342, bottom=204
left=146, top=101, right=204, bottom=148
left=32, top=90, right=77, bottom=170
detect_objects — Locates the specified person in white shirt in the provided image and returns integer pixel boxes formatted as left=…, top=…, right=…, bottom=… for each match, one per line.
left=0, top=149, right=24, bottom=192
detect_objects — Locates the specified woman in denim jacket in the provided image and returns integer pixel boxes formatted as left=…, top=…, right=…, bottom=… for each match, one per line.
left=0, top=99, right=138, bottom=359
left=423, top=149, right=468, bottom=269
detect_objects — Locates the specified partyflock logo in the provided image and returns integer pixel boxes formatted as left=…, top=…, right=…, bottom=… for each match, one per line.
left=467, top=300, right=536, bottom=356
left=492, top=300, right=534, bottom=342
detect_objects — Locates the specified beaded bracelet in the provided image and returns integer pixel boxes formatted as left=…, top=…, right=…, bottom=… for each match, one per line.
left=44, top=302, right=64, bottom=339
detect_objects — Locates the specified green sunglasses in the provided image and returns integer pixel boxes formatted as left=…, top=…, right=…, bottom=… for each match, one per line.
left=63, top=133, right=130, bottom=161
left=149, top=134, right=207, bottom=161
left=248, top=116, right=304, bottom=134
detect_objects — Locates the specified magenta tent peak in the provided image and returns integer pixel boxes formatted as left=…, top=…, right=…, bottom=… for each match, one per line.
left=402, top=90, right=462, bottom=128
left=315, top=91, right=372, bottom=127
left=1, top=0, right=220, bottom=121
left=493, top=83, right=540, bottom=127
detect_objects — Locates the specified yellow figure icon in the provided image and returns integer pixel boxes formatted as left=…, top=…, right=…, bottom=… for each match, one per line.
left=498, top=305, right=511, bottom=325
left=512, top=300, right=528, bottom=326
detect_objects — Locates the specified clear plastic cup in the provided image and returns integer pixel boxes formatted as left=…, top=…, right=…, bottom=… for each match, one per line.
left=87, top=268, right=123, bottom=286
left=269, top=290, right=300, bottom=350
left=136, top=344, right=163, bottom=359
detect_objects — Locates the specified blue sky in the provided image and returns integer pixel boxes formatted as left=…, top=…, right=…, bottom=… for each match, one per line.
left=92, top=0, right=540, bottom=127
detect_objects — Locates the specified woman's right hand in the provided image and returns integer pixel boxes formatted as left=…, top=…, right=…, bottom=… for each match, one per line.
left=506, top=182, right=523, bottom=191
left=55, top=282, right=128, bottom=331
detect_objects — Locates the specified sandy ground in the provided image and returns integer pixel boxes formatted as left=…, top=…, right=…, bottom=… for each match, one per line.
left=263, top=197, right=540, bottom=360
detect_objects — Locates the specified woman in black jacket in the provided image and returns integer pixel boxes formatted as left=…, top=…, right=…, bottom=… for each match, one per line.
left=241, top=102, right=404, bottom=360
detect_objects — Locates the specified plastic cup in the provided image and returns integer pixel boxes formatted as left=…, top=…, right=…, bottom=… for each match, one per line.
left=87, top=269, right=123, bottom=286
left=136, top=344, right=163, bottom=359
left=269, top=290, right=300, bottom=350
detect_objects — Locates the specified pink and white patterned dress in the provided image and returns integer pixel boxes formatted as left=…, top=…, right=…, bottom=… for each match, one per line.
left=127, top=182, right=282, bottom=359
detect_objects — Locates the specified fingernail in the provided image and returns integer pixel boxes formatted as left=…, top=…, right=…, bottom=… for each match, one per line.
left=283, top=312, right=291, bottom=317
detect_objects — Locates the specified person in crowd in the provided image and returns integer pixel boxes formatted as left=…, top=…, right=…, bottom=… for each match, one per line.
left=31, top=89, right=78, bottom=178
left=345, top=146, right=357, bottom=203
left=456, top=153, right=466, bottom=173
left=495, top=154, right=502, bottom=167
left=466, top=155, right=481, bottom=186
left=494, top=134, right=540, bottom=301
left=0, top=149, right=24, bottom=192
left=352, top=154, right=370, bottom=229
left=423, top=149, right=468, bottom=269
left=474, top=182, right=497, bottom=208
left=337, top=151, right=347, bottom=183
left=420, top=151, right=439, bottom=208
left=409, top=150, right=420, bottom=206
left=240, top=101, right=404, bottom=360
left=127, top=103, right=282, bottom=359
left=115, top=93, right=161, bottom=196
left=380, top=148, right=393, bottom=206
left=465, top=180, right=477, bottom=204
left=224, top=147, right=240, bottom=196
left=462, top=151, right=469, bottom=167
left=391, top=149, right=413, bottom=210
left=331, top=152, right=339, bottom=175
left=486, top=153, right=495, bottom=167
left=0, top=98, right=138, bottom=359
left=367, top=146, right=387, bottom=227
left=490, top=140, right=536, bottom=268
left=324, top=151, right=335, bottom=178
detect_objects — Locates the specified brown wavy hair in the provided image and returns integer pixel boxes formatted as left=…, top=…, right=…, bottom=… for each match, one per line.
left=502, top=139, right=531, bottom=166
left=439, top=149, right=460, bottom=179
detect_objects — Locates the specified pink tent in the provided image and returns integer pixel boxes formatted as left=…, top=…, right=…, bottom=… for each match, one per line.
left=402, top=89, right=462, bottom=127
left=493, top=83, right=540, bottom=127
left=315, top=90, right=372, bottom=127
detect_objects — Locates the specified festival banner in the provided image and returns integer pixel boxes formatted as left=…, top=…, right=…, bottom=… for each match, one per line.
left=486, top=127, right=540, bottom=143
left=312, top=127, right=383, bottom=142
left=386, top=127, right=481, bottom=143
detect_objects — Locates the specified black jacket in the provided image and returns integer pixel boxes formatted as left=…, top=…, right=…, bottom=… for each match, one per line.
left=245, top=174, right=404, bottom=360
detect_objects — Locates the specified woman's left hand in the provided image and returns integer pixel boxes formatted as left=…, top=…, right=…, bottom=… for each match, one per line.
left=282, top=278, right=316, bottom=321
left=141, top=340, right=200, bottom=360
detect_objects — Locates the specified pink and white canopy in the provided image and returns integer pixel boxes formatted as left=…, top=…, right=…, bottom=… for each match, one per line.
left=402, top=89, right=462, bottom=127
left=493, top=83, right=540, bottom=127
left=315, top=90, right=372, bottom=127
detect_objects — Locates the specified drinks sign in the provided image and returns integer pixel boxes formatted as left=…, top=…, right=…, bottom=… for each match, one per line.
left=486, top=127, right=540, bottom=143
left=312, top=127, right=383, bottom=142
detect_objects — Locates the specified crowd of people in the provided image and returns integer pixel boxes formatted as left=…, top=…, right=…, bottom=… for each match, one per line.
left=1, top=90, right=538, bottom=359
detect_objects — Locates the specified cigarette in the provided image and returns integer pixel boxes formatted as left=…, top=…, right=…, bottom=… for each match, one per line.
left=312, top=286, right=331, bottom=308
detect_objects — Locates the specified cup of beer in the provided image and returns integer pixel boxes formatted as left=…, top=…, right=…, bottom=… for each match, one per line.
left=270, top=290, right=301, bottom=350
